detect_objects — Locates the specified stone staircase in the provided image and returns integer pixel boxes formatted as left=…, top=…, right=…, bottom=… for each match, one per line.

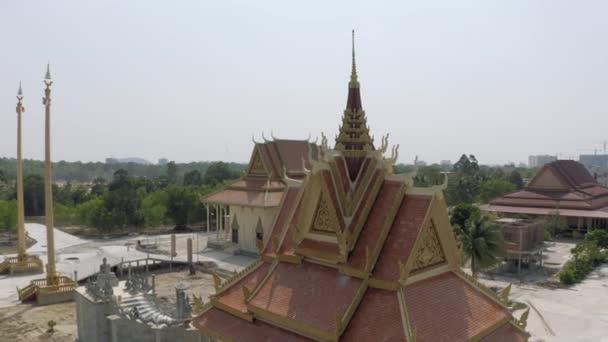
left=118, top=294, right=176, bottom=326
left=17, top=283, right=37, bottom=301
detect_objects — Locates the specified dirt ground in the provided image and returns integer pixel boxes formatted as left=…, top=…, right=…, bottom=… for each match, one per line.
left=0, top=302, right=77, bottom=342
left=153, top=268, right=217, bottom=304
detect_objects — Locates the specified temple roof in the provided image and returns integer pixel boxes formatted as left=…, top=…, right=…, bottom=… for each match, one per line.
left=488, top=160, right=608, bottom=212
left=201, top=140, right=318, bottom=207
left=194, top=34, right=527, bottom=341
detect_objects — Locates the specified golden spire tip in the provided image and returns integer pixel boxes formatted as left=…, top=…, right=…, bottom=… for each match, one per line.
left=45, top=62, right=52, bottom=80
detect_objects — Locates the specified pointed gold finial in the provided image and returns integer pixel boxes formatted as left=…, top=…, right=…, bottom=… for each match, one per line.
left=350, top=30, right=359, bottom=87
left=45, top=62, right=52, bottom=81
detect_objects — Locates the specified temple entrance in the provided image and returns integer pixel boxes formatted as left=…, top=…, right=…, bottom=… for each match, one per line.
left=232, top=228, right=238, bottom=244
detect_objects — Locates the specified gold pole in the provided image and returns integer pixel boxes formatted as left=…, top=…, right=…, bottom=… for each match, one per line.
left=43, top=64, right=57, bottom=285
left=16, top=83, right=26, bottom=260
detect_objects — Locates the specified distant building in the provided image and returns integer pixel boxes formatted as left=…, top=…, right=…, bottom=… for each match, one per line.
left=579, top=154, right=608, bottom=170
left=482, top=160, right=608, bottom=232
left=496, top=218, right=545, bottom=276
left=105, top=157, right=151, bottom=165
left=528, top=155, right=556, bottom=168
left=158, top=158, right=169, bottom=165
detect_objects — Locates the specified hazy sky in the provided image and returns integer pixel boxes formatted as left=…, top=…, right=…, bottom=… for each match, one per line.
left=1, top=1, right=607, bottom=165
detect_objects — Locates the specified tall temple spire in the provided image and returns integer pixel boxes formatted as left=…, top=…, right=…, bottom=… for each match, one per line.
left=350, top=30, right=359, bottom=87
left=335, top=30, right=374, bottom=180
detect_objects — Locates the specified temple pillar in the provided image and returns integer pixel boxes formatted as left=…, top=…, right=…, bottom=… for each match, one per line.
left=15, top=85, right=26, bottom=260
left=187, top=238, right=193, bottom=264
left=43, top=65, right=57, bottom=285
left=206, top=203, right=210, bottom=233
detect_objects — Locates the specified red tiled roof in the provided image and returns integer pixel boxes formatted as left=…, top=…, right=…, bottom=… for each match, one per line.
left=334, top=156, right=350, bottom=194
left=215, top=262, right=271, bottom=313
left=348, top=180, right=403, bottom=270
left=251, top=141, right=318, bottom=179
left=405, top=272, right=508, bottom=342
left=480, top=322, right=528, bottom=342
left=373, top=194, right=432, bottom=282
left=248, top=262, right=363, bottom=332
left=348, top=169, right=383, bottom=235
left=480, top=204, right=608, bottom=219
left=203, top=189, right=284, bottom=207
left=549, top=160, right=596, bottom=189
left=341, top=288, right=406, bottom=342
left=229, top=178, right=285, bottom=190
left=264, top=188, right=300, bottom=255
left=194, top=307, right=312, bottom=342
left=298, top=238, right=340, bottom=257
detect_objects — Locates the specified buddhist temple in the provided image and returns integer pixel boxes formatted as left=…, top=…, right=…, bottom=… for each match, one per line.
left=193, top=32, right=528, bottom=341
left=482, top=160, right=608, bottom=231
left=201, top=134, right=319, bottom=254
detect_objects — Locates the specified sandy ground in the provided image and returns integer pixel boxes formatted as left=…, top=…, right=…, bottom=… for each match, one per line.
left=0, top=302, right=76, bottom=342
left=480, top=241, right=608, bottom=342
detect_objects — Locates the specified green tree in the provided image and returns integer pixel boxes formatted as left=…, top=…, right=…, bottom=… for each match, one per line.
left=0, top=200, right=17, bottom=232
left=166, top=161, right=178, bottom=184
left=24, top=174, right=45, bottom=216
left=164, top=186, right=197, bottom=229
left=90, top=177, right=107, bottom=197
left=450, top=203, right=480, bottom=230
left=458, top=213, right=506, bottom=276
left=140, top=191, right=168, bottom=227
left=203, top=162, right=241, bottom=185
left=508, top=170, right=524, bottom=189
left=478, top=178, right=515, bottom=203
left=585, top=230, right=608, bottom=249
left=414, top=165, right=444, bottom=187
left=104, top=169, right=142, bottom=229
left=183, top=170, right=203, bottom=186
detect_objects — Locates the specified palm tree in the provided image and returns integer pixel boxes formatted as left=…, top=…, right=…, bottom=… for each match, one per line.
left=458, top=213, right=506, bottom=277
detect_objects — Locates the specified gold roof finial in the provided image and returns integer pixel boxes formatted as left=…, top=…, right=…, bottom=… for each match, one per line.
left=350, top=29, right=359, bottom=87
left=44, top=62, right=52, bottom=81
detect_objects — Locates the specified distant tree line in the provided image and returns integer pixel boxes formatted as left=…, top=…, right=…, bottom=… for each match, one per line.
left=0, top=161, right=243, bottom=233
left=395, top=154, right=533, bottom=206
left=0, top=158, right=246, bottom=183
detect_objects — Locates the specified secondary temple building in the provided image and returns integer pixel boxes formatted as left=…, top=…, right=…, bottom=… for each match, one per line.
left=482, top=160, right=608, bottom=231
left=193, top=32, right=529, bottom=341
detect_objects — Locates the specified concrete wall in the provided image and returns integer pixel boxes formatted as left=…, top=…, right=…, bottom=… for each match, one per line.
left=75, top=291, right=113, bottom=342
left=107, top=315, right=205, bottom=342
left=37, top=289, right=76, bottom=306
left=229, top=206, right=278, bottom=254
left=76, top=290, right=207, bottom=342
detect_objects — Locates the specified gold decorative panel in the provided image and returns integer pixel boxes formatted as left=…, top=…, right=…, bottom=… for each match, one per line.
left=411, top=223, right=445, bottom=272
left=311, top=191, right=340, bottom=233
left=250, top=150, right=267, bottom=175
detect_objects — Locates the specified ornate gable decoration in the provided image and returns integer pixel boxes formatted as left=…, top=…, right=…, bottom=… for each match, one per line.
left=411, top=222, right=445, bottom=273
left=311, top=190, right=340, bottom=234
left=249, top=150, right=267, bottom=175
